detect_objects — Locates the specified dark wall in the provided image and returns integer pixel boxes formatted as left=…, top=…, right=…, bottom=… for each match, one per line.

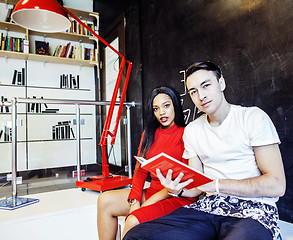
left=126, top=0, right=293, bottom=222
left=95, top=0, right=293, bottom=222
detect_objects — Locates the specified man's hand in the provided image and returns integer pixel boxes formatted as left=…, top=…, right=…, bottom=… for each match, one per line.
left=156, top=168, right=193, bottom=196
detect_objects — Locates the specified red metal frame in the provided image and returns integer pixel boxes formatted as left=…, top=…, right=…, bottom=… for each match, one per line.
left=63, top=8, right=133, bottom=190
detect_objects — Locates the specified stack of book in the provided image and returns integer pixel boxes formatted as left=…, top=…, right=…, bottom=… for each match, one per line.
left=0, top=33, right=25, bottom=52
left=0, top=96, right=9, bottom=113
left=52, top=121, right=75, bottom=140
left=60, top=74, right=79, bottom=89
left=53, top=42, right=97, bottom=61
left=11, top=68, right=25, bottom=86
left=66, top=19, right=97, bottom=36
left=27, top=96, right=59, bottom=114
left=0, top=126, right=11, bottom=142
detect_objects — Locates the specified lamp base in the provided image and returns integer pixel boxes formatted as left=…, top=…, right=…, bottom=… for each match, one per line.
left=0, top=197, right=39, bottom=210
left=76, top=175, right=132, bottom=192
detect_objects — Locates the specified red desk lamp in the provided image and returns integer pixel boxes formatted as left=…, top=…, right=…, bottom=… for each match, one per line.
left=11, top=0, right=133, bottom=191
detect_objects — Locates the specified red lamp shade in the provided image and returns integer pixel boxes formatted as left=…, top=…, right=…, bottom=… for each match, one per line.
left=11, top=0, right=71, bottom=33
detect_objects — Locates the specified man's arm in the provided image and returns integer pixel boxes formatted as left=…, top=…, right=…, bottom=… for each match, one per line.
left=198, top=143, right=286, bottom=197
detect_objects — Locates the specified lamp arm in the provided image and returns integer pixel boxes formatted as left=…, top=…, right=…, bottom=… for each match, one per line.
left=62, top=7, right=123, bottom=58
left=99, top=57, right=126, bottom=146
left=62, top=7, right=133, bottom=177
left=63, top=6, right=132, bottom=146
left=110, top=61, right=132, bottom=145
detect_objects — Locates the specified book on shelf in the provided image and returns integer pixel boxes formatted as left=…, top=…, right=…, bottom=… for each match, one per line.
left=22, top=68, right=25, bottom=85
left=64, top=42, right=71, bottom=58
left=53, top=43, right=97, bottom=61
left=53, top=44, right=60, bottom=56
left=134, top=152, right=213, bottom=189
left=42, top=109, right=59, bottom=113
left=11, top=68, right=25, bottom=85
left=12, top=70, right=17, bottom=85
left=4, top=5, right=15, bottom=23
left=4, top=97, right=9, bottom=113
left=67, top=19, right=96, bottom=36
left=23, top=39, right=29, bottom=53
left=17, top=71, right=21, bottom=85
left=0, top=33, right=3, bottom=50
left=1, top=96, right=3, bottom=113
left=52, top=121, right=73, bottom=140
left=0, top=34, right=25, bottom=53
left=35, top=40, right=49, bottom=55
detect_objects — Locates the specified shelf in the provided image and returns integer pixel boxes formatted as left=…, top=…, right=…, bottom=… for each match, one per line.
left=1, top=20, right=97, bottom=44
left=0, top=137, right=93, bottom=144
left=0, top=21, right=26, bottom=33
left=29, top=30, right=96, bottom=44
left=26, top=113, right=93, bottom=116
left=0, top=83, right=91, bottom=91
left=0, top=50, right=98, bottom=66
left=27, top=137, right=93, bottom=143
left=0, top=0, right=18, bottom=5
left=0, top=1, right=98, bottom=172
left=66, top=6, right=99, bottom=22
left=0, top=112, right=93, bottom=116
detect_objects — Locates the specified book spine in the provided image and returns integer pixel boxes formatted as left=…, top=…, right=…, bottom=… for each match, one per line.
left=22, top=68, right=25, bottom=85
left=12, top=70, right=17, bottom=85
left=23, top=39, right=29, bottom=53
left=17, top=72, right=22, bottom=85
left=4, top=97, right=9, bottom=113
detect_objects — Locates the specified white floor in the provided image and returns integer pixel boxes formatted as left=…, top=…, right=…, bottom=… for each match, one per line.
left=0, top=188, right=292, bottom=240
left=0, top=188, right=99, bottom=240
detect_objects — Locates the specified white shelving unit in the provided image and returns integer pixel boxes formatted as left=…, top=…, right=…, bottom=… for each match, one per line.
left=0, top=0, right=99, bottom=173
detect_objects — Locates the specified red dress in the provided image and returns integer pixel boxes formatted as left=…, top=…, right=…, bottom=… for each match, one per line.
left=127, top=124, right=197, bottom=223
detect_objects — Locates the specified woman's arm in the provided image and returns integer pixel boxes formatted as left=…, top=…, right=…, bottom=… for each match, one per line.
left=127, top=131, right=148, bottom=202
left=128, top=162, right=149, bottom=202
left=141, top=188, right=169, bottom=207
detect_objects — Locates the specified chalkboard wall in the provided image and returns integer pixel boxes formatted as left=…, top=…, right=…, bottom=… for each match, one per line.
left=124, top=0, right=293, bottom=222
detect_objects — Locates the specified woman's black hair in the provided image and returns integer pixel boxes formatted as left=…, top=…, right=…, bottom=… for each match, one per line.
left=140, top=86, right=185, bottom=157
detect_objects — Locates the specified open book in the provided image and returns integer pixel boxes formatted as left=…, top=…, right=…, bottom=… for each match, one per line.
left=134, top=152, right=212, bottom=189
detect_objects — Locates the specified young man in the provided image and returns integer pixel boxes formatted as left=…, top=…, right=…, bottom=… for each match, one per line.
left=123, top=61, right=286, bottom=240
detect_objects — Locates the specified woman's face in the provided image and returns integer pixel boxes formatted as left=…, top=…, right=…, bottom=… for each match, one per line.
left=152, top=93, right=175, bottom=129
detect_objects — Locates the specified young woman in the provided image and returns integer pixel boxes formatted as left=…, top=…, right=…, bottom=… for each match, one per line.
left=97, top=86, right=197, bottom=240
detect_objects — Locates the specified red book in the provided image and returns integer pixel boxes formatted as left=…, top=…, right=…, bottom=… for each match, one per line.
left=135, top=152, right=212, bottom=189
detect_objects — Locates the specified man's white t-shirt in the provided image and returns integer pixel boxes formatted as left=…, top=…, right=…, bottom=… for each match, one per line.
left=183, top=105, right=280, bottom=206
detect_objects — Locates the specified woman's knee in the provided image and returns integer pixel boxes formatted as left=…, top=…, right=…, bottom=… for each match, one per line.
left=126, top=215, right=139, bottom=228
left=98, top=189, right=130, bottom=216
left=98, top=191, right=113, bottom=211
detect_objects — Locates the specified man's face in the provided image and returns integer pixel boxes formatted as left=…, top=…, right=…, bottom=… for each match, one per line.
left=186, top=69, right=225, bottom=115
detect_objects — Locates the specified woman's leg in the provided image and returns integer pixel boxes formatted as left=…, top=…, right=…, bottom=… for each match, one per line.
left=122, top=215, right=140, bottom=239
left=122, top=196, right=196, bottom=238
left=97, top=188, right=131, bottom=240
left=121, top=191, right=147, bottom=238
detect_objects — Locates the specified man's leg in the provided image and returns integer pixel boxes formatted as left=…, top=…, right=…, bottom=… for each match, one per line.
left=219, top=217, right=273, bottom=240
left=123, top=208, right=218, bottom=240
